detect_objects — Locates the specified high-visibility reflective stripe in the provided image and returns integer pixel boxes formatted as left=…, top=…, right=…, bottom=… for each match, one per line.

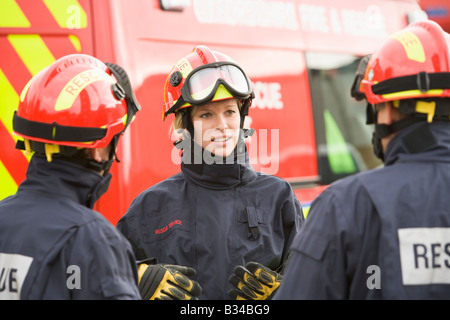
left=0, top=0, right=31, bottom=28
left=40, top=35, right=82, bottom=59
left=0, top=0, right=89, bottom=202
left=43, top=0, right=87, bottom=29
left=8, top=34, right=56, bottom=76
left=0, top=160, right=17, bottom=201
left=391, top=31, right=425, bottom=63
left=176, top=57, right=193, bottom=78
left=68, top=35, right=82, bottom=52
left=0, top=36, right=33, bottom=94
left=382, top=89, right=443, bottom=101
left=0, top=121, right=28, bottom=200
left=303, top=203, right=311, bottom=219
left=0, top=69, right=19, bottom=134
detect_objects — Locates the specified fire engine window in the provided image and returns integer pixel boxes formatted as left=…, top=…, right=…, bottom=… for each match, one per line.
left=306, top=52, right=382, bottom=185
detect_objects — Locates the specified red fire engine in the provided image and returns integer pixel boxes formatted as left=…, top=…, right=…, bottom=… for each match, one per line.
left=0, top=0, right=428, bottom=224
left=419, top=0, right=450, bottom=32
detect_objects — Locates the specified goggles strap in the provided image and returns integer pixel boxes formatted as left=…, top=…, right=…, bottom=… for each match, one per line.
left=350, top=54, right=372, bottom=101
left=105, top=62, right=141, bottom=133
left=104, top=63, right=141, bottom=165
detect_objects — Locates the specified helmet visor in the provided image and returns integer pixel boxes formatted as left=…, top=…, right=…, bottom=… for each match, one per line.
left=188, top=63, right=251, bottom=101
left=164, top=62, right=252, bottom=118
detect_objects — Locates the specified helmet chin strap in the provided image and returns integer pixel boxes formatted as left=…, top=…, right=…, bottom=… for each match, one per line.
left=372, top=117, right=422, bottom=161
left=368, top=98, right=448, bottom=161
left=72, top=137, right=119, bottom=176
left=240, top=96, right=256, bottom=139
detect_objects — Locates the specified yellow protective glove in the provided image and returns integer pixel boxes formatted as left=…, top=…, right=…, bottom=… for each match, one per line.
left=138, top=263, right=202, bottom=300
left=228, top=261, right=282, bottom=300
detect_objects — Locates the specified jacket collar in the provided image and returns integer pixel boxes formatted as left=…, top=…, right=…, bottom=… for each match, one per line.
left=180, top=142, right=257, bottom=190
left=384, top=121, right=450, bottom=166
left=18, top=155, right=112, bottom=208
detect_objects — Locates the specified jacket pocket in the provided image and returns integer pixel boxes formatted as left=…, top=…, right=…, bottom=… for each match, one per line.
left=237, top=207, right=267, bottom=241
left=235, top=206, right=281, bottom=265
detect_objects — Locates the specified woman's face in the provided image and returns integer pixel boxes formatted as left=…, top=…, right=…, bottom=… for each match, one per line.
left=191, top=98, right=241, bottom=157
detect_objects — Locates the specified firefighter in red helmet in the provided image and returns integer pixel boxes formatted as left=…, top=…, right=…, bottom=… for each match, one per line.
left=275, top=20, right=450, bottom=299
left=0, top=54, right=142, bottom=299
left=117, top=45, right=303, bottom=300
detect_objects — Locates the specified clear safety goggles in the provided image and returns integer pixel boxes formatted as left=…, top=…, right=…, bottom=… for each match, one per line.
left=164, top=62, right=253, bottom=118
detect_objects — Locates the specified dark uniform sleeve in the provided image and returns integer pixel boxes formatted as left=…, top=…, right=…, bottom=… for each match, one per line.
left=274, top=187, right=347, bottom=299
left=66, top=218, right=141, bottom=299
left=280, top=186, right=304, bottom=268
left=274, top=177, right=378, bottom=299
left=116, top=198, right=149, bottom=262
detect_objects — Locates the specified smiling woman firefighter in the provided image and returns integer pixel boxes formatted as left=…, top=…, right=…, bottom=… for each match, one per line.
left=117, top=45, right=304, bottom=300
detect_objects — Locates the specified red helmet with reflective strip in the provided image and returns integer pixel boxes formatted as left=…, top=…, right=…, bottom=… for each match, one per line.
left=351, top=20, right=450, bottom=161
left=358, top=20, right=450, bottom=105
left=163, top=45, right=254, bottom=121
left=13, top=54, right=138, bottom=149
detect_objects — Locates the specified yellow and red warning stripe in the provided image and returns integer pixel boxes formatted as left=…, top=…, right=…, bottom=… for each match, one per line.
left=0, top=0, right=88, bottom=200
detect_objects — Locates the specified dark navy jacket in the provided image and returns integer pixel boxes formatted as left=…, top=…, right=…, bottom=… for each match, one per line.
left=0, top=156, right=140, bottom=299
left=275, top=122, right=450, bottom=299
left=117, top=151, right=303, bottom=299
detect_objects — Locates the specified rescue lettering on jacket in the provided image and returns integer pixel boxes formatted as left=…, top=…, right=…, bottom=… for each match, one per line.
left=0, top=253, right=33, bottom=300
left=398, top=227, right=450, bottom=285
left=154, top=220, right=182, bottom=235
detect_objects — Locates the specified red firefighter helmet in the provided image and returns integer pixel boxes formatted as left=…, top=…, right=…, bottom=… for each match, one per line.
left=358, top=20, right=450, bottom=105
left=13, top=54, right=138, bottom=149
left=162, top=45, right=254, bottom=121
